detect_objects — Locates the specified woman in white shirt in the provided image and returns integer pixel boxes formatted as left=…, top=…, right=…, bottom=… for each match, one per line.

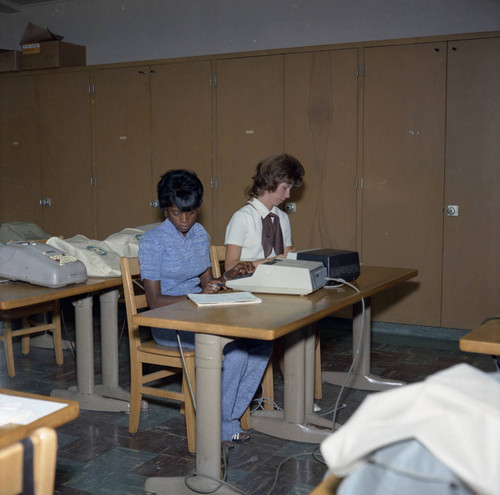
left=225, top=153, right=305, bottom=270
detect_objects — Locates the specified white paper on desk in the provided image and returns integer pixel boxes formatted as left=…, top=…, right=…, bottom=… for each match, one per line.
left=188, top=291, right=262, bottom=306
left=0, top=394, right=67, bottom=426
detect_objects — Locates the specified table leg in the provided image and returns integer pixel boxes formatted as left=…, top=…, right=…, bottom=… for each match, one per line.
left=95, top=290, right=131, bottom=403
left=51, top=293, right=129, bottom=412
left=144, top=333, right=240, bottom=495
left=322, top=299, right=404, bottom=391
left=251, top=325, right=331, bottom=443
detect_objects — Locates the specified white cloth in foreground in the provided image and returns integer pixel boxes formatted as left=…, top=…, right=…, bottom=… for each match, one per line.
left=320, top=363, right=500, bottom=495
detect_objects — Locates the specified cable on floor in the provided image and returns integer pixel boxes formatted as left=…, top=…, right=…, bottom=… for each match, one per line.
left=60, top=307, right=76, bottom=359
left=324, top=277, right=367, bottom=432
left=250, top=383, right=283, bottom=413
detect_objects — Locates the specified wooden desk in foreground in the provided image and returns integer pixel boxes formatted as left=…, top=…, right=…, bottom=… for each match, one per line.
left=459, top=316, right=500, bottom=355
left=0, top=388, right=79, bottom=448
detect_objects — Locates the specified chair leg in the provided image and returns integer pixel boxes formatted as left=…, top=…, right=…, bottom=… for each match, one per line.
left=240, top=406, right=251, bottom=430
left=2, top=321, right=16, bottom=378
left=51, top=302, right=64, bottom=366
left=183, top=357, right=196, bottom=453
left=21, top=317, right=30, bottom=356
left=262, top=360, right=274, bottom=410
left=128, top=362, right=143, bottom=434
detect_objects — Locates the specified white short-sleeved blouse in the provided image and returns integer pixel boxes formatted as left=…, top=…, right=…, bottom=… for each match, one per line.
left=224, top=198, right=292, bottom=261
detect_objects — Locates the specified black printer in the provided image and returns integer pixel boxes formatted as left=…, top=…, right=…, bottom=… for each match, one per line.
left=288, top=248, right=360, bottom=282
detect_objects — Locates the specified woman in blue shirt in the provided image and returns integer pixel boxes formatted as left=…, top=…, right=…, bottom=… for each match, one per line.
left=139, top=169, right=272, bottom=446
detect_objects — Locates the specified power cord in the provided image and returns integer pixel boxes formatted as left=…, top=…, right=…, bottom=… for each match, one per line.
left=176, top=330, right=197, bottom=412
left=60, top=307, right=76, bottom=358
left=264, top=449, right=325, bottom=495
left=250, top=383, right=283, bottom=413
left=324, top=277, right=366, bottom=432
left=183, top=443, right=248, bottom=494
left=128, top=278, right=198, bottom=409
left=183, top=446, right=326, bottom=495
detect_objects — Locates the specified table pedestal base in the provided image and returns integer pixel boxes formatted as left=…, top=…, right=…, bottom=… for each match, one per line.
left=145, top=476, right=240, bottom=495
left=322, top=300, right=405, bottom=392
left=322, top=370, right=404, bottom=391
left=50, top=290, right=131, bottom=413
left=30, top=332, right=73, bottom=350
left=51, top=386, right=130, bottom=412
left=251, top=409, right=333, bottom=443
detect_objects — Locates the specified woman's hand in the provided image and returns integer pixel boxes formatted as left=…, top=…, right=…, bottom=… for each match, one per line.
left=223, top=262, right=255, bottom=281
left=202, top=279, right=224, bottom=294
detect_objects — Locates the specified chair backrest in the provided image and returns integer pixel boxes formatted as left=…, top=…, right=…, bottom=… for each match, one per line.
left=0, top=427, right=58, bottom=495
left=120, top=257, right=148, bottom=351
left=209, top=245, right=226, bottom=278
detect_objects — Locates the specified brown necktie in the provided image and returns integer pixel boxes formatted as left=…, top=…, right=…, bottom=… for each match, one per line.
left=262, top=213, right=284, bottom=258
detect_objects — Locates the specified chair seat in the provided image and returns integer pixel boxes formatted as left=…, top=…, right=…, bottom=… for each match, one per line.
left=0, top=302, right=55, bottom=321
left=138, top=340, right=195, bottom=358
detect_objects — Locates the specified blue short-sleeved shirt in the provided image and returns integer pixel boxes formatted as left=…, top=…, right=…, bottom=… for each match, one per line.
left=138, top=218, right=210, bottom=295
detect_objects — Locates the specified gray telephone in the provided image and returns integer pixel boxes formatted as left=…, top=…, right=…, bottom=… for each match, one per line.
left=0, top=241, right=87, bottom=288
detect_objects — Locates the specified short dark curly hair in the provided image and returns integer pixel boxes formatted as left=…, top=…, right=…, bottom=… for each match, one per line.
left=246, top=153, right=305, bottom=199
left=157, top=169, right=204, bottom=211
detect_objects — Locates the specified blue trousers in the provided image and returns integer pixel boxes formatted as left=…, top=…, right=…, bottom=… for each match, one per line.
left=152, top=328, right=273, bottom=441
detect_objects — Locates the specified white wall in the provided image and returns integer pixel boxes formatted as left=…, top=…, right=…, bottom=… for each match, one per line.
left=0, top=0, right=499, bottom=65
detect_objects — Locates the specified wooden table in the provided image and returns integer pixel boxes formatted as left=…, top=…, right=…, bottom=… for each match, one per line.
left=0, top=277, right=130, bottom=412
left=133, top=265, right=417, bottom=495
left=0, top=388, right=79, bottom=448
left=459, top=316, right=500, bottom=355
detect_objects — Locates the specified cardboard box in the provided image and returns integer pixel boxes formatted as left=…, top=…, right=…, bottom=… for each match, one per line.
left=21, top=41, right=86, bottom=70
left=0, top=50, right=21, bottom=72
left=18, top=22, right=86, bottom=70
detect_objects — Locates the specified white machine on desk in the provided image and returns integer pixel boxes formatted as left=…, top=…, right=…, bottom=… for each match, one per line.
left=0, top=241, right=87, bottom=288
left=226, top=258, right=327, bottom=295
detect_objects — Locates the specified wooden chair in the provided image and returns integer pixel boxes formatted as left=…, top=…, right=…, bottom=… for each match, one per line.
left=0, top=302, right=63, bottom=378
left=0, top=238, right=64, bottom=378
left=120, top=257, right=196, bottom=453
left=209, top=245, right=323, bottom=404
left=309, top=473, right=342, bottom=494
left=0, top=427, right=58, bottom=495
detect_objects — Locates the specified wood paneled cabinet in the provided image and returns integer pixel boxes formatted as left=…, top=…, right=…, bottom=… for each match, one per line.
left=92, top=61, right=214, bottom=239
left=0, top=75, right=42, bottom=228
left=37, top=71, right=94, bottom=238
left=1, top=32, right=498, bottom=329
left=284, top=49, right=359, bottom=252
left=441, top=37, right=500, bottom=329
left=360, top=38, right=500, bottom=329
left=92, top=65, right=154, bottom=239
left=150, top=60, right=213, bottom=234
left=214, top=55, right=285, bottom=243
left=0, top=71, right=93, bottom=238
left=361, top=42, right=447, bottom=326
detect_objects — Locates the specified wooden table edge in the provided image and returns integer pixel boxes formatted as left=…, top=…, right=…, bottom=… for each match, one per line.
left=0, top=277, right=122, bottom=310
left=0, top=388, right=80, bottom=448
